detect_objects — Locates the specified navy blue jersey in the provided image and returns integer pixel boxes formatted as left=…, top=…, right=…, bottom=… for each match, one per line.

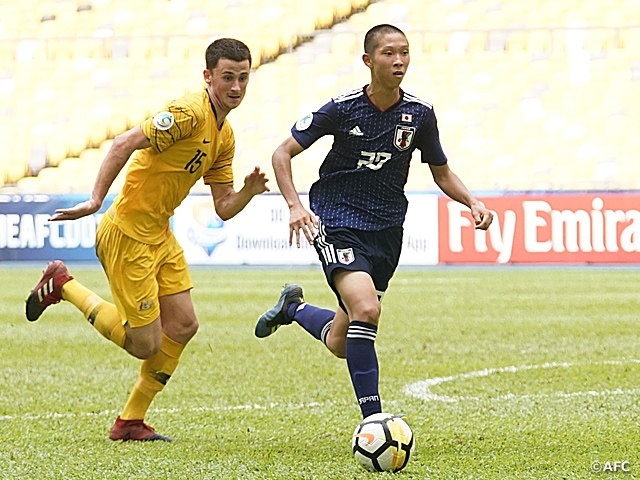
left=291, top=85, right=448, bottom=231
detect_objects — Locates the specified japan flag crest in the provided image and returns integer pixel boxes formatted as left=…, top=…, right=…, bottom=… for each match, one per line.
left=394, top=125, right=415, bottom=151
left=337, top=248, right=355, bottom=265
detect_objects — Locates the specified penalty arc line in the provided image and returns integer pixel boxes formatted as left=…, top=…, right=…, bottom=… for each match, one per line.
left=403, top=359, right=640, bottom=403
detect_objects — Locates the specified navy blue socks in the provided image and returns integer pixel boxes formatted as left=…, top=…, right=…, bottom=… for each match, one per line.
left=288, top=305, right=381, bottom=418
left=345, top=321, right=381, bottom=418
left=287, top=302, right=335, bottom=343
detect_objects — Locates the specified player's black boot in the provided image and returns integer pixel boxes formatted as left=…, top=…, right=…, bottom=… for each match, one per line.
left=255, top=284, right=303, bottom=338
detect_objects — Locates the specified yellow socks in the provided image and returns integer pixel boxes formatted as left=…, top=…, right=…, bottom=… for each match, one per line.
left=62, top=279, right=187, bottom=421
left=120, top=334, right=186, bottom=420
left=61, top=279, right=126, bottom=348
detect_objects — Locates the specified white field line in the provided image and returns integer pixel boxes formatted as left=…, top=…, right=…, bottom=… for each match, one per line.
left=404, top=359, right=640, bottom=403
left=0, top=401, right=327, bottom=422
left=4, top=360, right=640, bottom=421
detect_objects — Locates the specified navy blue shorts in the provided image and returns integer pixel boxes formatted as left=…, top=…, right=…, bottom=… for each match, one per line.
left=313, top=222, right=403, bottom=311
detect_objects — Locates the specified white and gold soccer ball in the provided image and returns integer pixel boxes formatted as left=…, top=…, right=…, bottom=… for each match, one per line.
left=351, top=413, right=415, bottom=472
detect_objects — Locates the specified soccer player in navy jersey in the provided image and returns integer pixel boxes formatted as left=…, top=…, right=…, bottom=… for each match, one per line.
left=255, top=24, right=492, bottom=420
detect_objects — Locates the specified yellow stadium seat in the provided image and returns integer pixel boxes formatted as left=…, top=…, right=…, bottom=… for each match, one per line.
left=525, top=30, right=552, bottom=52
left=99, top=139, right=114, bottom=156
left=73, top=39, right=104, bottom=59
left=584, top=28, right=619, bottom=51
left=79, top=148, right=103, bottom=165
left=127, top=38, right=152, bottom=60
left=619, top=27, right=640, bottom=49
left=0, top=41, right=16, bottom=62
left=46, top=138, right=69, bottom=167
left=333, top=0, right=353, bottom=19
left=331, top=32, right=357, bottom=56
left=466, top=32, right=488, bottom=53
left=505, top=31, right=527, bottom=52
left=36, top=167, right=66, bottom=192
left=423, top=32, right=449, bottom=53
left=58, top=157, right=83, bottom=174
left=167, top=37, right=191, bottom=61
left=350, top=0, right=369, bottom=8
left=16, top=176, right=43, bottom=193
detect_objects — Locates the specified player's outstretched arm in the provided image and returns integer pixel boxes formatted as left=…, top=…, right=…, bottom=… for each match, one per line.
left=429, top=163, right=493, bottom=230
left=272, top=136, right=317, bottom=247
left=209, top=166, right=269, bottom=221
left=49, top=127, right=151, bottom=222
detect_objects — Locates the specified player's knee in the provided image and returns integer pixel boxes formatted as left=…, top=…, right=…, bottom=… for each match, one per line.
left=354, top=301, right=381, bottom=324
left=184, top=316, right=199, bottom=340
left=176, top=314, right=199, bottom=341
left=128, top=341, right=162, bottom=360
left=124, top=329, right=163, bottom=359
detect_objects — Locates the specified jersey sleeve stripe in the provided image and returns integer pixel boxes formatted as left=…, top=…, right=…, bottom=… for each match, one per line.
left=403, top=93, right=433, bottom=109
left=333, top=88, right=364, bottom=103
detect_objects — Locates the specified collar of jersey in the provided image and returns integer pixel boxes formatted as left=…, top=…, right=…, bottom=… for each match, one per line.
left=205, top=88, right=224, bottom=131
left=363, top=85, right=404, bottom=113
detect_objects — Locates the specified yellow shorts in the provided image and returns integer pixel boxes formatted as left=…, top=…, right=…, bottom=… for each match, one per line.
left=95, top=214, right=193, bottom=328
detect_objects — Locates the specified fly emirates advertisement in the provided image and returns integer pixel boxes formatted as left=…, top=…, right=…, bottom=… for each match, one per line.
left=440, top=194, right=640, bottom=263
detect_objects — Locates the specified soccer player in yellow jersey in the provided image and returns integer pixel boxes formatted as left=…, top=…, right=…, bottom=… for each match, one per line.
left=25, top=38, right=269, bottom=441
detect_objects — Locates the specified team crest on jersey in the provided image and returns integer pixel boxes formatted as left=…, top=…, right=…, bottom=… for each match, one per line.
left=337, top=248, right=355, bottom=265
left=153, top=112, right=175, bottom=131
left=295, top=113, right=313, bottom=131
left=394, top=125, right=415, bottom=151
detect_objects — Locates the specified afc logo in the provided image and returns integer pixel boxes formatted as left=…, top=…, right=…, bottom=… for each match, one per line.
left=591, top=461, right=631, bottom=473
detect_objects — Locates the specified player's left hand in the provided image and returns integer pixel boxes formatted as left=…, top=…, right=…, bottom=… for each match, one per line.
left=244, top=166, right=270, bottom=195
left=49, top=198, right=102, bottom=221
left=289, top=203, right=317, bottom=248
left=471, top=202, right=493, bottom=230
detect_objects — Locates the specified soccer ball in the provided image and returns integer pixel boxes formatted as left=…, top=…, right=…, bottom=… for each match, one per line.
left=351, top=413, right=415, bottom=472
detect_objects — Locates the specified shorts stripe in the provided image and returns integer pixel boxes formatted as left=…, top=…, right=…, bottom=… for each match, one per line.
left=326, top=244, right=336, bottom=263
left=317, top=223, right=337, bottom=264
left=316, top=222, right=329, bottom=248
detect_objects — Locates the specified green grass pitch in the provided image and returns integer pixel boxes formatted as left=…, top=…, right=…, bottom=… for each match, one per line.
left=1, top=266, right=639, bottom=479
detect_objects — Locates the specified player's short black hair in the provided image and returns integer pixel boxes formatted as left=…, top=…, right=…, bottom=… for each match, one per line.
left=205, top=38, right=252, bottom=70
left=364, top=24, right=407, bottom=55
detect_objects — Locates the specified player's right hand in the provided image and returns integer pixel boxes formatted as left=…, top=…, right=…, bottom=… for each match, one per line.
left=289, top=204, right=317, bottom=248
left=49, top=198, right=102, bottom=221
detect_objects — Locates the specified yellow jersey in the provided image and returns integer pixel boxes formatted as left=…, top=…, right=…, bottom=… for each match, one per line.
left=110, top=89, right=235, bottom=244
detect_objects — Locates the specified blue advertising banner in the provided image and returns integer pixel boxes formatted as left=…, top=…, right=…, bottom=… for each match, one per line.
left=0, top=194, right=115, bottom=261
left=0, top=192, right=439, bottom=264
